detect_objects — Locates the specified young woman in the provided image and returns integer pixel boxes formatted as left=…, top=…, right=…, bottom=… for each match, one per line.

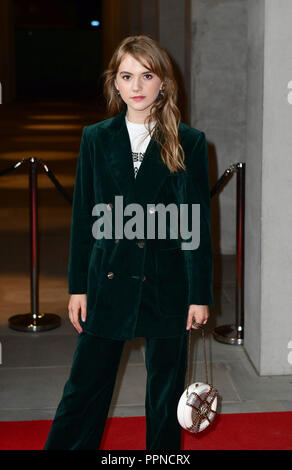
left=43, top=34, right=214, bottom=451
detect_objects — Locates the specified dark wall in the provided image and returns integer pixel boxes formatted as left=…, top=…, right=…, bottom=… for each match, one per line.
left=13, top=0, right=103, bottom=99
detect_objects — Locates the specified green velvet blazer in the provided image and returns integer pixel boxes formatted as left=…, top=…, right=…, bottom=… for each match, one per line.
left=68, top=106, right=214, bottom=340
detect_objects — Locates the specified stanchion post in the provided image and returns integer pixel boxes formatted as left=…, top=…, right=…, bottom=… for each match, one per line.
left=212, top=162, right=245, bottom=345
left=235, top=162, right=245, bottom=342
left=30, top=157, right=39, bottom=318
left=8, top=158, right=61, bottom=332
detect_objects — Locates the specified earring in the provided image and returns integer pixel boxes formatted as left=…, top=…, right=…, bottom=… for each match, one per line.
left=116, top=89, right=120, bottom=95
left=159, top=87, right=164, bottom=96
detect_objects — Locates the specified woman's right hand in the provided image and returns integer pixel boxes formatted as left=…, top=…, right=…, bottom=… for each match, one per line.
left=68, top=294, right=87, bottom=334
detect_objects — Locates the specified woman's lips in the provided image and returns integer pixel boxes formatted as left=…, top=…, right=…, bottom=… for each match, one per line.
left=131, top=96, right=145, bottom=101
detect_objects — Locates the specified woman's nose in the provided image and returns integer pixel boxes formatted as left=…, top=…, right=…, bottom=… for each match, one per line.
left=132, top=78, right=143, bottom=92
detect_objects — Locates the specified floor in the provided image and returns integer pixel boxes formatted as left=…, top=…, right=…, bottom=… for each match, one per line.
left=0, top=99, right=291, bottom=422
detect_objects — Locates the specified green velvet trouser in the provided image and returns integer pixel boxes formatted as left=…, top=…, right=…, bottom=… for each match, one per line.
left=43, top=329, right=189, bottom=450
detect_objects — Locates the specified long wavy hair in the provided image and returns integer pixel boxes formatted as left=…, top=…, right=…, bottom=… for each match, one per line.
left=102, top=35, right=186, bottom=173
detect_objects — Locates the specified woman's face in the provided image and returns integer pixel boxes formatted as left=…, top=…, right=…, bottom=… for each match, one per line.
left=114, top=53, right=163, bottom=120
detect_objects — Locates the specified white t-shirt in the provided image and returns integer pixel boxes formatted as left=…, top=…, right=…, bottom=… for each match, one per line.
left=125, top=115, right=155, bottom=178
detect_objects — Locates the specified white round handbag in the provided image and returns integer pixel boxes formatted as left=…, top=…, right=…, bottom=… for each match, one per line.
left=177, top=326, right=219, bottom=433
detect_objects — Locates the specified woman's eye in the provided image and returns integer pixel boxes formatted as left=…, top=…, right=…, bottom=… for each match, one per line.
left=121, top=74, right=153, bottom=80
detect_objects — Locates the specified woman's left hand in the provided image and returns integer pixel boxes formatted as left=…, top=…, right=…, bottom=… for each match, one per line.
left=186, top=304, right=209, bottom=330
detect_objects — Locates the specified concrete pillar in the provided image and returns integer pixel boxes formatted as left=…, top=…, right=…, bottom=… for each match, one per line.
left=191, top=0, right=248, bottom=255
left=245, top=0, right=292, bottom=375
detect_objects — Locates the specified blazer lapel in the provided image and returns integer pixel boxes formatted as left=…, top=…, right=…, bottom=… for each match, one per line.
left=105, top=107, right=172, bottom=206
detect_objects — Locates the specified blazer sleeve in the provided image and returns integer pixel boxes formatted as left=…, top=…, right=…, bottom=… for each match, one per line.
left=183, top=131, right=214, bottom=306
left=68, top=126, right=94, bottom=294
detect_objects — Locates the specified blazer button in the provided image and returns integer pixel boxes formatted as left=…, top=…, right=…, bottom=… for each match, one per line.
left=114, top=238, right=119, bottom=244
left=142, top=275, right=146, bottom=281
left=107, top=271, right=115, bottom=279
left=106, top=203, right=113, bottom=210
left=137, top=241, right=145, bottom=248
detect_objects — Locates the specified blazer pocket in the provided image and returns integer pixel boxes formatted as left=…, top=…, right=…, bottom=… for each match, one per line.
left=156, top=247, right=188, bottom=316
left=86, top=244, right=106, bottom=311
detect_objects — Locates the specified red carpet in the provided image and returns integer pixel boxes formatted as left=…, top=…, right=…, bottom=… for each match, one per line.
left=0, top=412, right=291, bottom=450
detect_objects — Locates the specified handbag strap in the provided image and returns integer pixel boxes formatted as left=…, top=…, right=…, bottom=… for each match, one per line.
left=186, top=326, right=209, bottom=397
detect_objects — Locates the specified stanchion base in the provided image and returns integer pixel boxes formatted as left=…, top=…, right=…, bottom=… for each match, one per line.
left=8, top=313, right=61, bottom=332
left=212, top=324, right=243, bottom=345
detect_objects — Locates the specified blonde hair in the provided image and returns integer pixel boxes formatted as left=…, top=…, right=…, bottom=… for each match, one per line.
left=102, top=34, right=186, bottom=173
